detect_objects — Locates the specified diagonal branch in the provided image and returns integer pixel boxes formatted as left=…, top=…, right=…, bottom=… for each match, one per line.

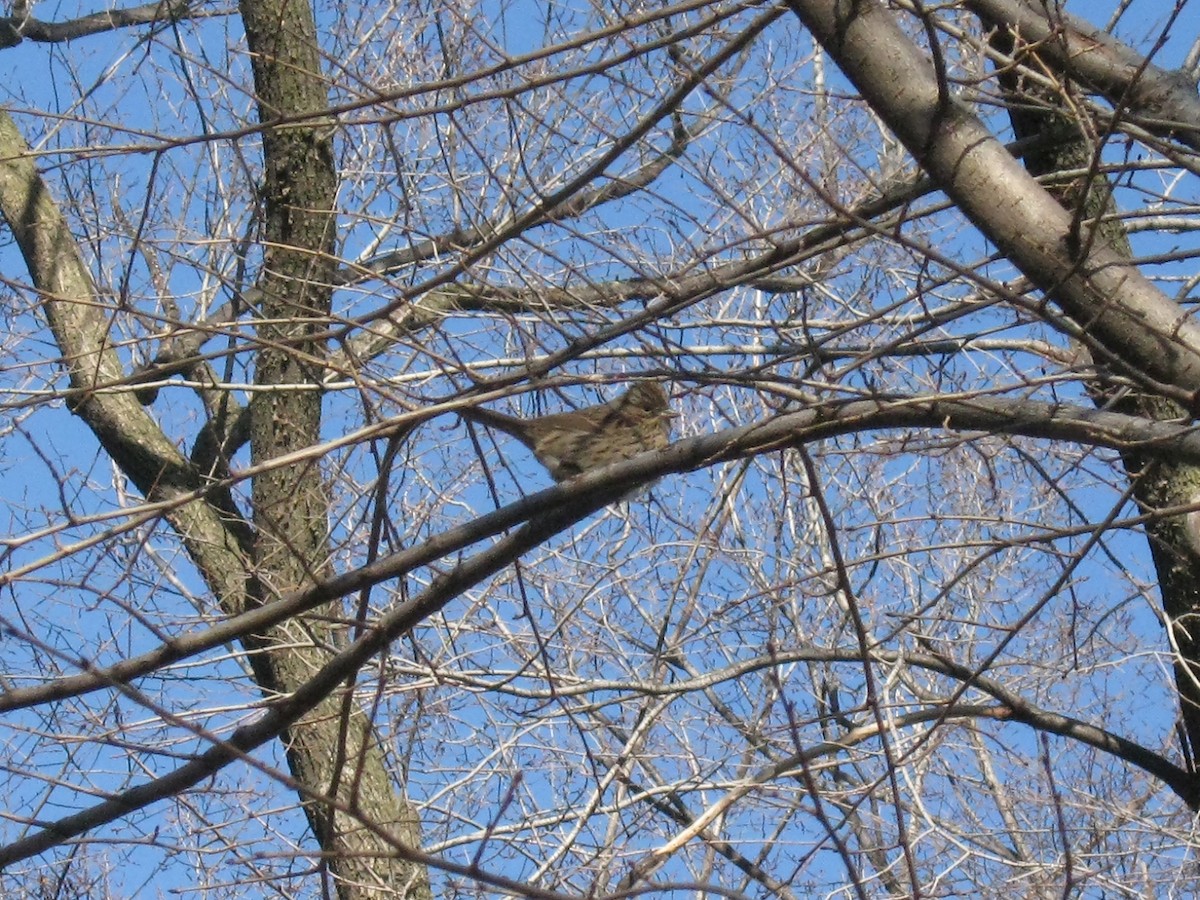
left=0, top=108, right=256, bottom=605
left=963, top=0, right=1200, bottom=152
left=0, top=481, right=628, bottom=868
left=9, top=392, right=1200, bottom=713
left=786, top=0, right=1200, bottom=403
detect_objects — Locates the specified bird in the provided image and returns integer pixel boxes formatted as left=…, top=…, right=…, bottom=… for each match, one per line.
left=459, top=383, right=676, bottom=481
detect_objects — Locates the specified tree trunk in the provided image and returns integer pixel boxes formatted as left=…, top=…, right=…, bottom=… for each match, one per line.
left=986, top=17, right=1200, bottom=773
left=236, top=0, right=431, bottom=895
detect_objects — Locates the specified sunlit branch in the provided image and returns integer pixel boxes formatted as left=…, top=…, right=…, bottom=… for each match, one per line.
left=0, top=0, right=220, bottom=48
left=6, top=392, right=1200, bottom=713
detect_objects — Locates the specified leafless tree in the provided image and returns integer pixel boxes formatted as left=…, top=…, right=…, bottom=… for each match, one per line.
left=3, top=0, right=1200, bottom=896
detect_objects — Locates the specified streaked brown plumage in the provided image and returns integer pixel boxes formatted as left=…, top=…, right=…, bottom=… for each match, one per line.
left=460, top=383, right=676, bottom=481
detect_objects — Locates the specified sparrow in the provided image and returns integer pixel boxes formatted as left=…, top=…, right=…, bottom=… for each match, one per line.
left=459, top=383, right=676, bottom=481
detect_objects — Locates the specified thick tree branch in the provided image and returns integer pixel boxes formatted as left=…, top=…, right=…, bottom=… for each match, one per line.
left=7, top=392, right=1200, bottom=713
left=786, top=0, right=1200, bottom=403
left=0, top=108, right=257, bottom=614
left=0, top=0, right=212, bottom=48
left=964, top=0, right=1200, bottom=152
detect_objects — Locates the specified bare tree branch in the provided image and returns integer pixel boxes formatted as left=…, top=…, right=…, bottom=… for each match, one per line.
left=0, top=0, right=217, bottom=48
